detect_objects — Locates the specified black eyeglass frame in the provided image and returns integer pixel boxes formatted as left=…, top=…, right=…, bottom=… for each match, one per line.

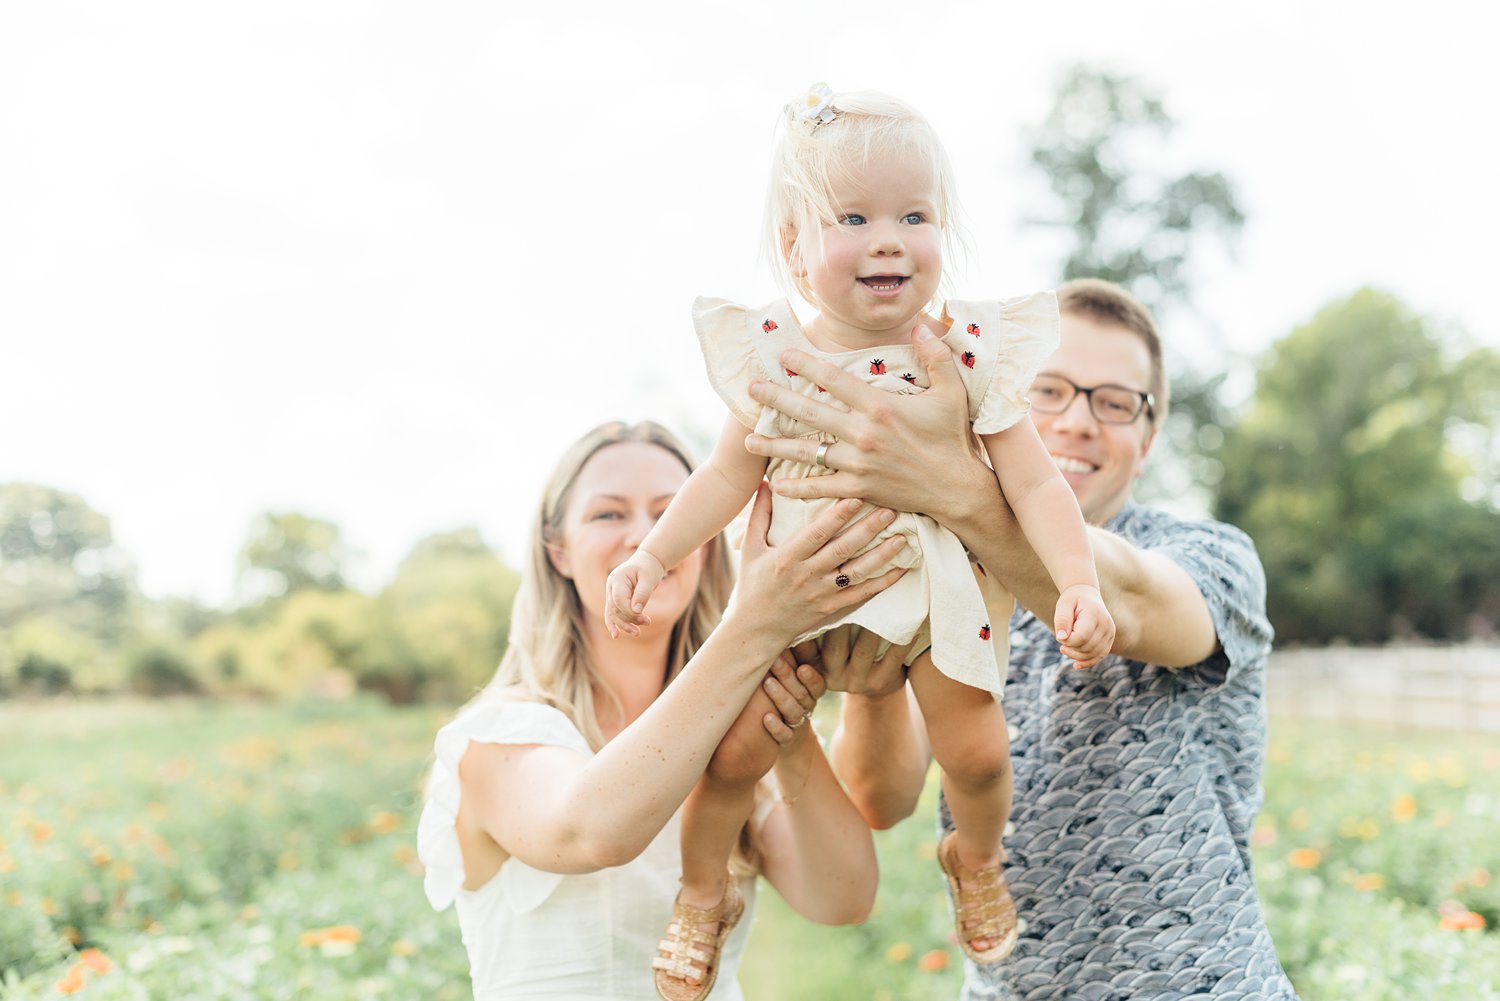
left=1028, top=373, right=1156, bottom=425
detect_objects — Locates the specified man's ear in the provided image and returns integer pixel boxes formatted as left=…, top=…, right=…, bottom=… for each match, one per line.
left=545, top=539, right=572, bottom=579
left=1133, top=425, right=1159, bottom=479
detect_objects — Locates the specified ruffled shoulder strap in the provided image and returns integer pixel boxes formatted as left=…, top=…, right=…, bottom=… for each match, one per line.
left=417, top=700, right=590, bottom=911
left=692, top=297, right=803, bottom=430
left=944, top=292, right=1060, bottom=435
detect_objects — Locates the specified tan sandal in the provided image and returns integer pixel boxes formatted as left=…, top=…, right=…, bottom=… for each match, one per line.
left=937, top=830, right=1017, bottom=964
left=652, top=874, right=745, bottom=1001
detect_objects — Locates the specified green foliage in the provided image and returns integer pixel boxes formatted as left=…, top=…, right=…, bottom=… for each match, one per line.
left=0, top=484, right=138, bottom=633
left=194, top=589, right=379, bottom=698
left=1215, top=289, right=1500, bottom=642
left=364, top=528, right=521, bottom=704
left=236, top=511, right=355, bottom=606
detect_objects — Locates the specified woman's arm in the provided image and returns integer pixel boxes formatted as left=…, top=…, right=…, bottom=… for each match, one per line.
left=462, top=486, right=910, bottom=875
left=755, top=656, right=879, bottom=924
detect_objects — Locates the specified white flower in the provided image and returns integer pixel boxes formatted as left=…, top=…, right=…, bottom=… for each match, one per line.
left=787, top=82, right=837, bottom=126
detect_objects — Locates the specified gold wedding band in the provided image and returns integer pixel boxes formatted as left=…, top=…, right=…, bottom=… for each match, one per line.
left=814, top=442, right=831, bottom=468
left=790, top=714, right=809, bottom=729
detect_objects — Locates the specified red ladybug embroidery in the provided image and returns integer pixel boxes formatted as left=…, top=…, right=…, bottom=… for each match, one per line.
left=962, top=351, right=976, bottom=368
left=900, top=373, right=917, bottom=384
left=966, top=323, right=981, bottom=336
left=979, top=624, right=991, bottom=640
left=785, top=368, right=797, bottom=378
left=869, top=358, right=886, bottom=375
left=762, top=319, right=778, bottom=333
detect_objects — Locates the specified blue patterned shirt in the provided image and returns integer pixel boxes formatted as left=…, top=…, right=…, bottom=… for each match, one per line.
left=945, top=503, right=1300, bottom=1001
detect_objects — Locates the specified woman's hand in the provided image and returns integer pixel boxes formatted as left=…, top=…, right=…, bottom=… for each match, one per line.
left=743, top=327, right=996, bottom=524
left=761, top=651, right=828, bottom=749
left=730, top=482, right=908, bottom=645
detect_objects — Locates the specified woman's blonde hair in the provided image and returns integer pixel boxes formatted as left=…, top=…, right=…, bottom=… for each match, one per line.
left=763, top=86, right=966, bottom=310
left=474, top=420, right=734, bottom=752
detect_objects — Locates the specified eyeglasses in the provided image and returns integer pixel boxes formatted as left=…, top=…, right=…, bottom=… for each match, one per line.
left=1029, top=374, right=1155, bottom=425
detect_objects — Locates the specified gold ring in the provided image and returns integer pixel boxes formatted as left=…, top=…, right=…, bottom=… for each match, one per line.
left=835, top=573, right=851, bottom=588
left=790, top=714, right=809, bottom=729
left=814, top=442, right=831, bottom=468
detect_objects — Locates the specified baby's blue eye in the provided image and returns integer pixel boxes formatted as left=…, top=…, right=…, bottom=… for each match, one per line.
left=838, top=214, right=866, bottom=226
left=902, top=213, right=925, bottom=224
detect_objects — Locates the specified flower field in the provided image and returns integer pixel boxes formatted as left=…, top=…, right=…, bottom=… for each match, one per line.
left=1, top=700, right=1497, bottom=999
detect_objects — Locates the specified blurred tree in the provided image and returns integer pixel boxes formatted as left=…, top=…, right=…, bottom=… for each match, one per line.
left=194, top=588, right=377, bottom=698
left=1027, top=66, right=1246, bottom=509
left=364, top=527, right=521, bottom=703
left=1028, top=65, right=1245, bottom=312
left=0, top=483, right=138, bottom=633
left=235, top=511, right=354, bottom=606
left=1214, top=289, right=1500, bottom=643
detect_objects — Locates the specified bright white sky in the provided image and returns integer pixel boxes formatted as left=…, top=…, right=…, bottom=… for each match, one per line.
left=3, top=1, right=1496, bottom=606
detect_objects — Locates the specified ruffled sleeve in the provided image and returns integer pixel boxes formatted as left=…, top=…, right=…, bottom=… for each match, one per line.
left=969, top=291, right=1060, bottom=435
left=417, top=700, right=591, bottom=912
left=693, top=297, right=800, bottom=430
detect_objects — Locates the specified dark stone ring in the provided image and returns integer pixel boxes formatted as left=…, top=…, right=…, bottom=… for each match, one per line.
left=835, top=573, right=851, bottom=588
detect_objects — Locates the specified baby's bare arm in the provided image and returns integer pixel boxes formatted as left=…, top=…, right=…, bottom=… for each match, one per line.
left=639, top=415, right=769, bottom=570
left=980, top=420, right=1098, bottom=593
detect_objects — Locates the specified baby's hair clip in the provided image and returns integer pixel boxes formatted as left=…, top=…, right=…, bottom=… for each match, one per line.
left=786, top=82, right=837, bottom=126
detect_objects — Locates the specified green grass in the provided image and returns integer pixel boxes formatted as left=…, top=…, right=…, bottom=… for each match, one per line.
left=1, top=702, right=1497, bottom=999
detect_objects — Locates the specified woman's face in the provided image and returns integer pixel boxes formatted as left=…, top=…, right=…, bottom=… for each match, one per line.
left=550, top=441, right=704, bottom=634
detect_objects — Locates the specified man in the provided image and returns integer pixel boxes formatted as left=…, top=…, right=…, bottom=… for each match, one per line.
left=744, top=279, right=1299, bottom=1000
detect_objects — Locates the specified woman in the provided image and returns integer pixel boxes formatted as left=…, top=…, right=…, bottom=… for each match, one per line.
left=417, top=421, right=904, bottom=1001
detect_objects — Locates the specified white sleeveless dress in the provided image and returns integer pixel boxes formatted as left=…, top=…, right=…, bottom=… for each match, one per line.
left=417, top=701, right=757, bottom=1000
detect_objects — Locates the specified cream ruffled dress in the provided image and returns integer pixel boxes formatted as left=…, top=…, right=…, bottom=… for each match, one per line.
left=694, top=291, right=1059, bottom=695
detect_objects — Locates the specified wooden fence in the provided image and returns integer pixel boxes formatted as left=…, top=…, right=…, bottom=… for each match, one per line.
left=1266, top=645, right=1500, bottom=732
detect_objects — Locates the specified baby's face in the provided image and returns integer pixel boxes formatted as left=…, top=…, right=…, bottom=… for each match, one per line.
left=799, top=150, right=942, bottom=349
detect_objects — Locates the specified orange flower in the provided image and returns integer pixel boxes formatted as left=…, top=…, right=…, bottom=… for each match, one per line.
left=1439, top=911, right=1485, bottom=931
left=369, top=811, right=401, bottom=834
left=1391, top=794, right=1417, bottom=823
left=886, top=942, right=912, bottom=963
left=90, top=847, right=112, bottom=867
left=299, top=925, right=361, bottom=947
left=1287, top=848, right=1321, bottom=869
left=1352, top=873, right=1385, bottom=892
left=918, top=949, right=949, bottom=972
left=31, top=821, right=55, bottom=845
left=53, top=964, right=86, bottom=994
left=78, top=949, right=112, bottom=974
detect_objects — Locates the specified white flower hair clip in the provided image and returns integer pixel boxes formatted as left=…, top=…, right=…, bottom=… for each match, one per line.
left=787, top=82, right=837, bottom=126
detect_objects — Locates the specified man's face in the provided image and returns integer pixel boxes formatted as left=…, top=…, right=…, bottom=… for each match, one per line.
left=1030, top=313, right=1158, bottom=524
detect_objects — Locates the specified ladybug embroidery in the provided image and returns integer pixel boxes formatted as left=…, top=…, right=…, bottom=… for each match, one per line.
left=961, top=351, right=976, bottom=368
left=762, top=319, right=778, bottom=333
left=785, top=368, right=797, bottom=378
left=966, top=323, right=981, bottom=336
left=900, top=373, right=917, bottom=384
left=979, top=624, right=991, bottom=640
left=869, top=358, right=886, bottom=375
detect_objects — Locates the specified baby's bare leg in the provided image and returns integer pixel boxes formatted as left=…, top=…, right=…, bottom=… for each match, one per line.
left=908, top=652, right=1011, bottom=869
left=677, top=686, right=782, bottom=908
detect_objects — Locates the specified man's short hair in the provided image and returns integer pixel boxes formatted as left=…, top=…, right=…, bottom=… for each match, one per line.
left=1056, top=279, right=1168, bottom=427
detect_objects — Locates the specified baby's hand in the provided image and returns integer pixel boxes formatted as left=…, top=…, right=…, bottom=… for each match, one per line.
left=604, top=551, right=666, bottom=639
left=1054, top=583, right=1115, bottom=670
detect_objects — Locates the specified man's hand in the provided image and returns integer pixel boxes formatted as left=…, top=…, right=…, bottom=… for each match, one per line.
left=1055, top=583, right=1114, bottom=669
left=744, top=325, right=994, bottom=524
left=805, top=625, right=912, bottom=699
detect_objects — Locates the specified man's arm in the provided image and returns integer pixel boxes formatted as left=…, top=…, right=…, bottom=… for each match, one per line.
left=746, top=330, right=1218, bottom=668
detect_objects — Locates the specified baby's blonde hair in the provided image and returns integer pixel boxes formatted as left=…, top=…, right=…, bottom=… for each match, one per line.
left=763, top=86, right=965, bottom=309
